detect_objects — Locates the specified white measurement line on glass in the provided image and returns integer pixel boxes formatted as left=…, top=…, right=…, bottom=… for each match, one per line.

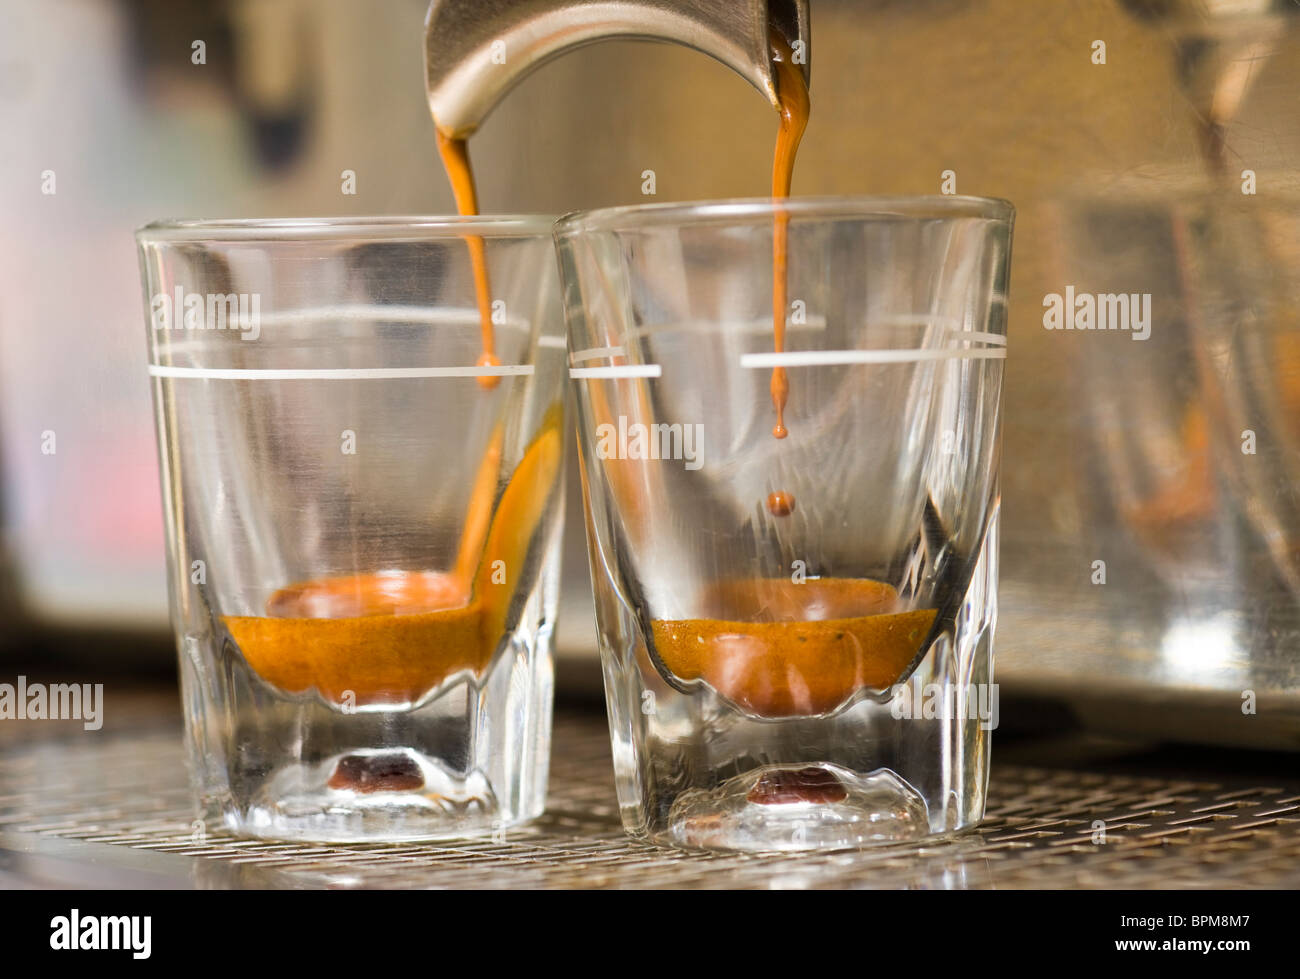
left=147, top=364, right=534, bottom=380
left=959, top=331, right=1006, bottom=346
left=569, top=345, right=627, bottom=363
left=269, top=304, right=453, bottom=324
left=626, top=317, right=827, bottom=341
left=245, top=304, right=534, bottom=330
left=148, top=306, right=535, bottom=353
left=568, top=364, right=662, bottom=379
left=869, top=314, right=963, bottom=332
left=740, top=348, right=1007, bottom=368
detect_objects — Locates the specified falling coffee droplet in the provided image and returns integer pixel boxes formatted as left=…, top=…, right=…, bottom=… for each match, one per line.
left=476, top=350, right=501, bottom=389
left=770, top=367, right=789, bottom=439
left=767, top=491, right=795, bottom=517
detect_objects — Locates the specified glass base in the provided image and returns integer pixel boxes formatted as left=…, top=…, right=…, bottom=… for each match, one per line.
left=225, top=748, right=530, bottom=843
left=182, top=589, right=557, bottom=844
left=662, top=763, right=933, bottom=852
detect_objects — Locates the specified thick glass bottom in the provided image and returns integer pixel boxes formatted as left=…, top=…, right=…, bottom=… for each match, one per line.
left=181, top=605, right=555, bottom=844
left=224, top=747, right=537, bottom=843
left=661, top=762, right=935, bottom=852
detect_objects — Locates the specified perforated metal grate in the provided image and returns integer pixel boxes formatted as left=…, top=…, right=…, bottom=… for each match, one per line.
left=2, top=712, right=1298, bottom=888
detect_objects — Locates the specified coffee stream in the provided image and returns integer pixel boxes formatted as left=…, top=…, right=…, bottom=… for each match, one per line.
left=768, top=32, right=809, bottom=439
left=766, top=29, right=809, bottom=518
left=435, top=130, right=501, bottom=388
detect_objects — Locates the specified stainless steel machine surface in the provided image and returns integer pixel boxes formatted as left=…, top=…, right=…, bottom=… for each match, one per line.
left=2, top=708, right=1299, bottom=888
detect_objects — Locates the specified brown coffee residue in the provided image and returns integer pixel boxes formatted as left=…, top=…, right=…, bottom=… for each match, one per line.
left=328, top=752, right=426, bottom=794
left=748, top=767, right=848, bottom=806
left=650, top=578, right=935, bottom=718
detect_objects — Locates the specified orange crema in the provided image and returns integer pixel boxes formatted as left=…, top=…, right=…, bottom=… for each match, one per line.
left=650, top=578, right=935, bottom=718
left=223, top=408, right=562, bottom=707
left=225, top=571, right=481, bottom=706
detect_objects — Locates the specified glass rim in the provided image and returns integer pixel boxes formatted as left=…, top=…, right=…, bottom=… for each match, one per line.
left=554, top=194, right=1015, bottom=237
left=135, top=214, right=558, bottom=243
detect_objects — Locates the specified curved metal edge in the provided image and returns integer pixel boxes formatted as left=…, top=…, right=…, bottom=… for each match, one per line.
left=425, top=0, right=811, bottom=137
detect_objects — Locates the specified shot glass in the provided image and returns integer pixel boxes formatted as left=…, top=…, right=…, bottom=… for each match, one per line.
left=137, top=216, right=566, bottom=841
left=555, top=196, right=1013, bottom=851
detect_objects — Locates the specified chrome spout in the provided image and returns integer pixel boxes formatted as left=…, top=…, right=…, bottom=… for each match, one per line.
left=425, top=0, right=811, bottom=137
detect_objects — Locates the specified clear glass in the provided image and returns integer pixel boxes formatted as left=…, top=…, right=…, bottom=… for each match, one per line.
left=137, top=216, right=566, bottom=842
left=555, top=196, right=1014, bottom=851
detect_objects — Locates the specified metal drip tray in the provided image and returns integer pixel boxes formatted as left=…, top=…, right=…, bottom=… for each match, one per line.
left=1, top=711, right=1298, bottom=889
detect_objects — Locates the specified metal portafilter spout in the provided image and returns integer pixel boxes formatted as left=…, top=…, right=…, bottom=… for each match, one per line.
left=424, top=0, right=811, bottom=138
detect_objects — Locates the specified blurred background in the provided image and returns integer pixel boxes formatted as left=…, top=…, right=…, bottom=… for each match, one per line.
left=1, top=0, right=1298, bottom=748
